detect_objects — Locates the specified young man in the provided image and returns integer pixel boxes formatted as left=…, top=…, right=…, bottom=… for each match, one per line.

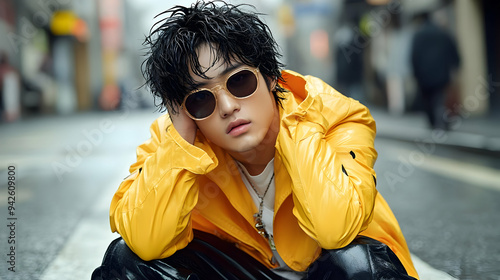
left=92, top=1, right=419, bottom=279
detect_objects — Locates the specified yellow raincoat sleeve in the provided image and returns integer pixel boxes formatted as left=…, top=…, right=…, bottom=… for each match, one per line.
left=277, top=72, right=378, bottom=249
left=109, top=115, right=217, bottom=260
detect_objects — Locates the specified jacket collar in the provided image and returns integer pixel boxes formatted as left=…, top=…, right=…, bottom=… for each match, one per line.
left=205, top=145, right=258, bottom=224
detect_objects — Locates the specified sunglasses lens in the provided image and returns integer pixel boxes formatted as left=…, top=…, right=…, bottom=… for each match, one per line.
left=184, top=90, right=216, bottom=119
left=227, top=70, right=258, bottom=98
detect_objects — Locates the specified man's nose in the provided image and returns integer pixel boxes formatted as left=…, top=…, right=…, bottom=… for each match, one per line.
left=216, top=88, right=240, bottom=118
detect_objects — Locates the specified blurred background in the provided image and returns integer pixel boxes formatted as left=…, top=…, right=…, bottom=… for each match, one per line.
left=1, top=0, right=499, bottom=279
left=1, top=0, right=499, bottom=119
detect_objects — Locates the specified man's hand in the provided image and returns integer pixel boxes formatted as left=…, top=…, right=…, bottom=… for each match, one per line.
left=169, top=104, right=197, bottom=145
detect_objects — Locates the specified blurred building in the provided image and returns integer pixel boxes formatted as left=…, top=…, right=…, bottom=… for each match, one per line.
left=0, top=0, right=147, bottom=121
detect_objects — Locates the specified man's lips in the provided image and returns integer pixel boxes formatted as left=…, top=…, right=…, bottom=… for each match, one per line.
left=226, top=119, right=251, bottom=134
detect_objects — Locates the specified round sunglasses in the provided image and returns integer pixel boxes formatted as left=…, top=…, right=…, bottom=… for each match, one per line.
left=182, top=67, right=260, bottom=120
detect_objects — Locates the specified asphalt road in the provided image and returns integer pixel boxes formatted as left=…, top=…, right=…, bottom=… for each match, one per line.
left=374, top=137, right=500, bottom=280
left=0, top=109, right=498, bottom=280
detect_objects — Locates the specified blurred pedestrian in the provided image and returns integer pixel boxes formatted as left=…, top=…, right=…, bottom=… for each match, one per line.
left=334, top=16, right=366, bottom=104
left=410, top=11, right=460, bottom=130
left=385, top=13, right=414, bottom=115
left=92, top=2, right=419, bottom=279
left=0, top=51, right=21, bottom=122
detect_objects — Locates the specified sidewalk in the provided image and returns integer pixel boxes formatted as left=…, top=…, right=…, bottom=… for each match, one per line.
left=370, top=107, right=500, bottom=154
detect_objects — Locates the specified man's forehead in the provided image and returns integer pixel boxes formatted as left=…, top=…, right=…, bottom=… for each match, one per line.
left=195, top=44, right=221, bottom=72
left=190, top=44, right=242, bottom=82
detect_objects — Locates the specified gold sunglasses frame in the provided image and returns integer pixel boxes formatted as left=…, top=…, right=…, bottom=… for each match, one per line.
left=182, top=67, right=260, bottom=120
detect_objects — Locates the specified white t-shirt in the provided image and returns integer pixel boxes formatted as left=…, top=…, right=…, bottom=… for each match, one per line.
left=237, top=159, right=306, bottom=279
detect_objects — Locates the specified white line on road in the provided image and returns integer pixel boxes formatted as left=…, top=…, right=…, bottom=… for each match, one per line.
left=416, top=154, right=500, bottom=192
left=387, top=146, right=500, bottom=192
left=411, top=255, right=458, bottom=280
left=40, top=180, right=119, bottom=280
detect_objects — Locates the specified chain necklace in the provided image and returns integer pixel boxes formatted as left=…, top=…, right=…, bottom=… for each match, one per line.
left=241, top=170, right=276, bottom=250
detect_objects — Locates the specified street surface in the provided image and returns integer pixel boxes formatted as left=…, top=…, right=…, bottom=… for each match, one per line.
left=0, top=109, right=499, bottom=280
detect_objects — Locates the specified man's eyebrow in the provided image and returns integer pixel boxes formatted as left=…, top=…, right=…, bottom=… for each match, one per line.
left=192, top=63, right=244, bottom=88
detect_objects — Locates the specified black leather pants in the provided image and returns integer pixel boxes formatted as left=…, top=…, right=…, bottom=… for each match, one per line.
left=91, top=231, right=416, bottom=280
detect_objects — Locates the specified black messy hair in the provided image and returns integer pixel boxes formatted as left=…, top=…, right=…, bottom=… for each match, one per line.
left=142, top=0, right=286, bottom=114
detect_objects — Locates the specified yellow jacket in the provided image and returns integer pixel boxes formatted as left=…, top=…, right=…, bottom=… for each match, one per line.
left=110, top=70, right=419, bottom=278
